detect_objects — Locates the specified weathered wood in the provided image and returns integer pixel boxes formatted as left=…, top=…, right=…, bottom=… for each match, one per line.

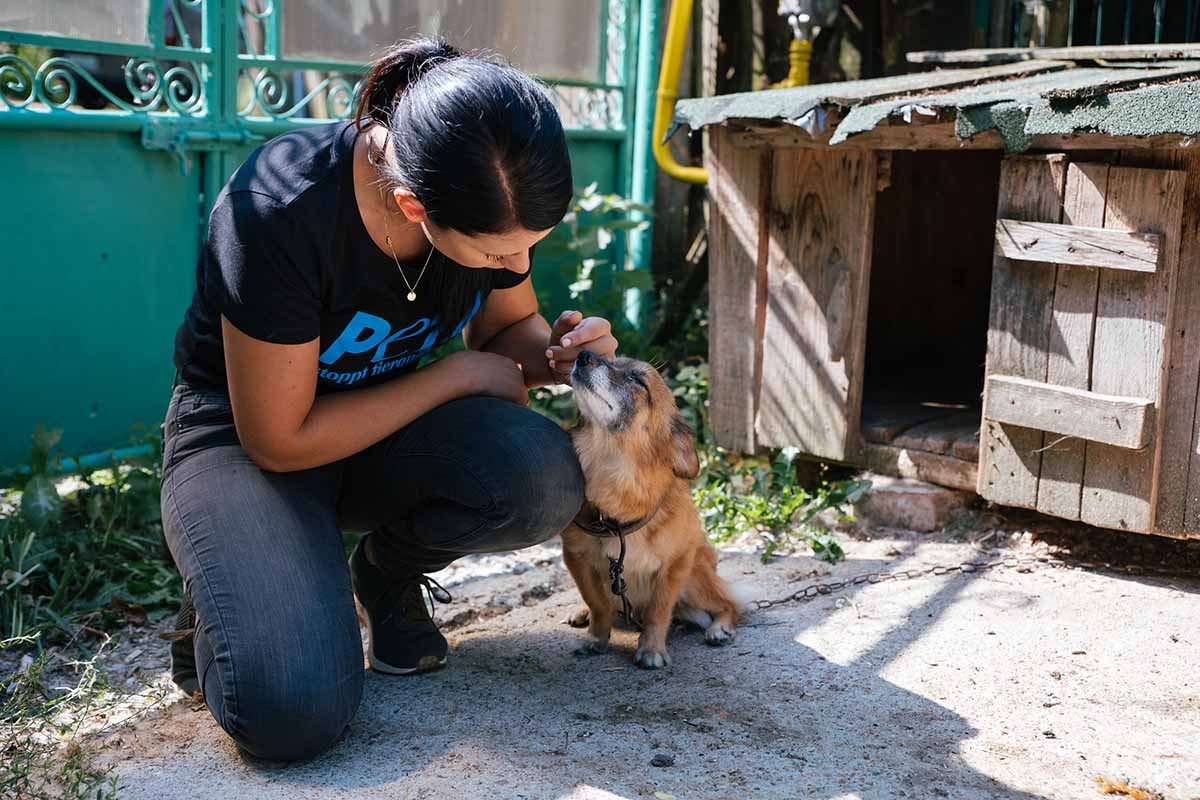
left=907, top=43, right=1200, bottom=65
left=892, top=412, right=981, bottom=456
left=731, top=122, right=1198, bottom=154
left=952, top=430, right=981, bottom=463
left=1081, top=165, right=1186, bottom=532
left=755, top=148, right=876, bottom=460
left=979, top=154, right=1066, bottom=505
left=865, top=443, right=978, bottom=493
left=994, top=219, right=1162, bottom=273
left=1133, top=151, right=1200, bottom=536
left=705, top=129, right=767, bottom=452
left=984, top=375, right=1155, bottom=450
left=1037, top=162, right=1108, bottom=520
left=861, top=401, right=950, bottom=445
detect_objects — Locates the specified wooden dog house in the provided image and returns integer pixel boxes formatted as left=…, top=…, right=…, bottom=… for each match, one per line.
left=674, top=49, right=1200, bottom=538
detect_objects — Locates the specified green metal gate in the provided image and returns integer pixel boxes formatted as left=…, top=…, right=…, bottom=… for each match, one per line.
left=0, top=0, right=641, bottom=467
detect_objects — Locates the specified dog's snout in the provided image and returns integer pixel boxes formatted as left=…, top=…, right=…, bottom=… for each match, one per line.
left=576, top=350, right=593, bottom=367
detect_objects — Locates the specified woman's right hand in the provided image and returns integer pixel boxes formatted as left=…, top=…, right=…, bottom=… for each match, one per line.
left=437, top=350, right=530, bottom=406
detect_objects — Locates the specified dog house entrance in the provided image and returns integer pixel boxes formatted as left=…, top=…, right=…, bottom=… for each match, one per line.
left=858, top=150, right=1003, bottom=482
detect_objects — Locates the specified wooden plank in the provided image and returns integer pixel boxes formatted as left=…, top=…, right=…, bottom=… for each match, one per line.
left=1037, top=163, right=1107, bottom=520
left=979, top=154, right=1067, bottom=506
left=907, top=43, right=1200, bottom=65
left=984, top=375, right=1155, bottom=450
left=994, top=219, right=1162, bottom=273
left=1128, top=151, right=1200, bottom=537
left=952, top=430, right=981, bottom=463
left=865, top=444, right=978, bottom=493
left=755, top=148, right=876, bottom=460
left=705, top=129, right=768, bottom=453
left=1081, top=165, right=1186, bottom=532
left=892, top=412, right=982, bottom=456
left=861, top=401, right=950, bottom=445
left=1139, top=151, right=1200, bottom=536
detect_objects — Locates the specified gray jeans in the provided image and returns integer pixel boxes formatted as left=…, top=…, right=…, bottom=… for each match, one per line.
left=159, top=383, right=585, bottom=761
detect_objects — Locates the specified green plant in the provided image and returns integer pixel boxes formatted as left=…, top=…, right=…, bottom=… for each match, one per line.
left=1, top=425, right=176, bottom=642
left=1, top=633, right=123, bottom=800
left=533, top=182, right=653, bottom=351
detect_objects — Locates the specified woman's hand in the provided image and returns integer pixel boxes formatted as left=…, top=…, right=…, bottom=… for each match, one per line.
left=544, top=310, right=619, bottom=384
left=436, top=350, right=530, bottom=406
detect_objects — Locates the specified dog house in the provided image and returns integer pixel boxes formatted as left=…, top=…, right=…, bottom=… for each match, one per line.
left=674, top=48, right=1200, bottom=538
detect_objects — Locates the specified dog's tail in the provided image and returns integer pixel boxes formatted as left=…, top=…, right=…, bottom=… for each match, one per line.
left=728, top=580, right=759, bottom=614
left=676, top=577, right=760, bottom=628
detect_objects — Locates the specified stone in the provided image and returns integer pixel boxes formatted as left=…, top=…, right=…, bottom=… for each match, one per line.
left=853, top=473, right=972, bottom=532
left=650, top=753, right=675, bottom=767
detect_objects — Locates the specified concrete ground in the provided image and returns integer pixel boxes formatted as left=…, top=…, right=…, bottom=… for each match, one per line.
left=91, top=523, right=1199, bottom=800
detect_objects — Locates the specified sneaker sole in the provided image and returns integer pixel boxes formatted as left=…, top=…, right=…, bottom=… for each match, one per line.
left=364, top=615, right=447, bottom=676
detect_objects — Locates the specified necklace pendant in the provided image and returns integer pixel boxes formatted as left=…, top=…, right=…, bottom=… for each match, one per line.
left=407, top=291, right=417, bottom=302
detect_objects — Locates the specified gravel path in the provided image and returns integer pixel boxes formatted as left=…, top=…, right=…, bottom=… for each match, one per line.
left=87, top=527, right=1199, bottom=800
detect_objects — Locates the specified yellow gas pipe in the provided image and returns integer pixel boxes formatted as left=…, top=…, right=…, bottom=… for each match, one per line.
left=653, top=0, right=708, bottom=185
left=653, top=1, right=813, bottom=185
left=771, top=38, right=812, bottom=89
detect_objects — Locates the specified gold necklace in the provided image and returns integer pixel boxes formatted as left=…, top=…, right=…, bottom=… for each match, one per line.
left=379, top=206, right=433, bottom=302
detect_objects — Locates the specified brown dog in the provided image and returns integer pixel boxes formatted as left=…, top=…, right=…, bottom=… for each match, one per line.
left=561, top=351, right=743, bottom=669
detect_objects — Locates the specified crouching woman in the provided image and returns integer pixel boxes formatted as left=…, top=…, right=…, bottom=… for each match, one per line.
left=159, top=37, right=617, bottom=761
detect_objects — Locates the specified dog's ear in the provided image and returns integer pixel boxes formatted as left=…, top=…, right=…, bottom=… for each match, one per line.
left=670, top=417, right=700, bottom=480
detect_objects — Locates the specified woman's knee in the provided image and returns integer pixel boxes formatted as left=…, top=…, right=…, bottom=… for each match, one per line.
left=224, top=657, right=364, bottom=762
left=488, top=408, right=586, bottom=544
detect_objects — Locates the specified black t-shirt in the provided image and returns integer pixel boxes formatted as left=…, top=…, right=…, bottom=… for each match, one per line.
left=173, top=121, right=530, bottom=394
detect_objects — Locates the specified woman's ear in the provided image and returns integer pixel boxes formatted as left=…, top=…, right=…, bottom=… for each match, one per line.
left=392, top=188, right=427, bottom=223
left=670, top=417, right=700, bottom=480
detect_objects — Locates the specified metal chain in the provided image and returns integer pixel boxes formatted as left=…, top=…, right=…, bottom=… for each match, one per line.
left=750, top=553, right=1193, bottom=611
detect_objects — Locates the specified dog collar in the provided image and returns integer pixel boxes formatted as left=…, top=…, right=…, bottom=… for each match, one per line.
left=572, top=501, right=656, bottom=539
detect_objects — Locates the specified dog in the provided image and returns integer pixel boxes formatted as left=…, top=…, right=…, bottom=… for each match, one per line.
left=561, top=350, right=743, bottom=669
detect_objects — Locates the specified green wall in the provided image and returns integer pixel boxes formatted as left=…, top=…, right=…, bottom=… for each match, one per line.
left=0, top=129, right=624, bottom=466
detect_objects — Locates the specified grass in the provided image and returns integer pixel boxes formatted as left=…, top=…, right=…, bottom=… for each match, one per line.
left=1, top=426, right=178, bottom=799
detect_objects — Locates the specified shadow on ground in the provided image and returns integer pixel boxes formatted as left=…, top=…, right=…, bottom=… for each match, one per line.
left=100, top=533, right=1200, bottom=800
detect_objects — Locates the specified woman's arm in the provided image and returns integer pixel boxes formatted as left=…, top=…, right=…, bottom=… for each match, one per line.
left=222, top=316, right=527, bottom=472
left=467, top=277, right=618, bottom=387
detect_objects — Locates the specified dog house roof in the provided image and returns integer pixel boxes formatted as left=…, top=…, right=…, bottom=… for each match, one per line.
left=670, top=48, right=1200, bottom=152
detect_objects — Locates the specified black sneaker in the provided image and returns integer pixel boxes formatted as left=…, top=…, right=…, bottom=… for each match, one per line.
left=161, top=592, right=199, bottom=695
left=349, top=538, right=452, bottom=675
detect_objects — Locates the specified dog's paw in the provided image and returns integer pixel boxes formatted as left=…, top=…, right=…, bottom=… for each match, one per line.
left=564, top=607, right=590, bottom=628
left=573, top=637, right=610, bottom=657
left=634, top=645, right=670, bottom=670
left=705, top=622, right=736, bottom=646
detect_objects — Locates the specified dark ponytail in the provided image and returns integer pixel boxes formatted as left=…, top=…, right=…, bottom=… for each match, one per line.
left=354, top=37, right=461, bottom=128
left=355, top=36, right=573, bottom=236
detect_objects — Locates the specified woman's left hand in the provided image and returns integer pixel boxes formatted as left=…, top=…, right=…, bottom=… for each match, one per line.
left=544, top=310, right=618, bottom=383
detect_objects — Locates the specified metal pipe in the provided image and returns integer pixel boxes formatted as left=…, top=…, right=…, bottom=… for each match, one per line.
left=0, top=444, right=156, bottom=480
left=628, top=0, right=661, bottom=289
left=653, top=0, right=707, bottom=185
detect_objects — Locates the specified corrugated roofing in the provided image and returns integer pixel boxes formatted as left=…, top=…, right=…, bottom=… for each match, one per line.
left=670, top=59, right=1200, bottom=152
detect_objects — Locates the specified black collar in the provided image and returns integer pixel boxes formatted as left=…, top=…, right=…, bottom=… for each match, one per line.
left=572, top=501, right=658, bottom=539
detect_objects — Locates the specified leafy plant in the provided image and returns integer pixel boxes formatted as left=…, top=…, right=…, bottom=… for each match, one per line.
left=533, top=182, right=653, bottom=351
left=1, top=425, right=175, bottom=642
left=19, top=426, right=63, bottom=531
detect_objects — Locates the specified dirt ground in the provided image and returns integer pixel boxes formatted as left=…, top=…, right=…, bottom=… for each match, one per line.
left=64, top=509, right=1199, bottom=800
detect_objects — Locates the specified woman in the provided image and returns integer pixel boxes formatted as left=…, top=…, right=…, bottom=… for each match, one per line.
left=160, top=36, right=614, bottom=762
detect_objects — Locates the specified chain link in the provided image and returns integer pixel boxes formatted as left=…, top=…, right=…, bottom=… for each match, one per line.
left=751, top=554, right=1192, bottom=611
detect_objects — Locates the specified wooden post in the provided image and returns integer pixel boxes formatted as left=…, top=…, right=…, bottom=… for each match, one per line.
left=705, top=129, right=769, bottom=452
